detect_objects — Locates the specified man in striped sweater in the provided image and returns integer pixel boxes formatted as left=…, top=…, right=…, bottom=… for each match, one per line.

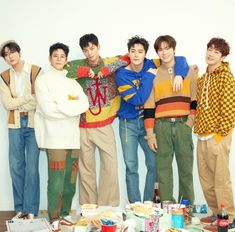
left=144, top=35, right=197, bottom=204
left=115, top=36, right=189, bottom=203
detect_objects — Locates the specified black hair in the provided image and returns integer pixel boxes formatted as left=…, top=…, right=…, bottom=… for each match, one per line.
left=127, top=36, right=149, bottom=53
left=79, top=33, right=99, bottom=49
left=49, top=43, right=69, bottom=57
left=1, top=41, right=21, bottom=57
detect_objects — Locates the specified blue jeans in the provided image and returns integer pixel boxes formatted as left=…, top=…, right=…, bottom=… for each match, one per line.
left=8, top=116, right=40, bottom=214
left=119, top=118, right=157, bottom=203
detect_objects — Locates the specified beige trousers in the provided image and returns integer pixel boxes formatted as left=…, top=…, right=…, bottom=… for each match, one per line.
left=197, top=134, right=235, bottom=221
left=79, top=124, right=120, bottom=206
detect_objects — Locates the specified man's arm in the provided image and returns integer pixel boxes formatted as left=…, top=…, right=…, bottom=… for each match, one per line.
left=144, top=86, right=157, bottom=152
left=216, top=71, right=235, bottom=137
left=115, top=68, right=156, bottom=106
left=0, top=78, right=32, bottom=110
left=98, top=54, right=130, bottom=78
left=186, top=66, right=198, bottom=128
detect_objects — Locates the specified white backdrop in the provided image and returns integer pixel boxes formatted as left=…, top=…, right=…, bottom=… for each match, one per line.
left=0, top=0, right=235, bottom=211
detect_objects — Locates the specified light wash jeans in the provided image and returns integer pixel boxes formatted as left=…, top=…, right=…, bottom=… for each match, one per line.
left=119, top=118, right=156, bottom=203
left=8, top=115, right=40, bottom=214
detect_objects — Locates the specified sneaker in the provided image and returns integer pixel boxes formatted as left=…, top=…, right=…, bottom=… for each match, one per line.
left=204, top=224, right=217, bottom=232
left=12, top=212, right=25, bottom=220
left=51, top=220, right=60, bottom=232
left=25, top=213, right=34, bottom=219
left=200, top=215, right=217, bottom=225
left=228, top=219, right=235, bottom=232
left=60, top=215, right=76, bottom=226
left=204, top=219, right=218, bottom=232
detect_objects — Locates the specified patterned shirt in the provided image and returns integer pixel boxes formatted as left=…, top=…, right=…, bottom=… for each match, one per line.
left=194, top=62, right=235, bottom=136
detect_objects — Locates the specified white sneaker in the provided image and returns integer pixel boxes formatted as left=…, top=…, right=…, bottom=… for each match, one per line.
left=25, top=213, right=34, bottom=219
left=51, top=220, right=60, bottom=232
left=12, top=212, right=25, bottom=220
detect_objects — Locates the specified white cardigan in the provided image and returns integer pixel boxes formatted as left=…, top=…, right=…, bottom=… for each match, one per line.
left=34, top=66, right=89, bottom=149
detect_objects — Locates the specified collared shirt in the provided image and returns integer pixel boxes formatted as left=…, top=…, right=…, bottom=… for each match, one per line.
left=9, top=62, right=31, bottom=97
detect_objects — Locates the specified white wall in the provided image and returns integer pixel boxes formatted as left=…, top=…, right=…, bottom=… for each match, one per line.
left=1, top=0, right=235, bottom=211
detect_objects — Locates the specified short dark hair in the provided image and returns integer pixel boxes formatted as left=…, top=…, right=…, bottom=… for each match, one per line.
left=127, top=36, right=149, bottom=53
left=79, top=33, right=99, bottom=49
left=49, top=43, right=69, bottom=57
left=1, top=41, right=21, bottom=57
left=207, top=37, right=230, bottom=57
left=154, top=35, right=176, bottom=53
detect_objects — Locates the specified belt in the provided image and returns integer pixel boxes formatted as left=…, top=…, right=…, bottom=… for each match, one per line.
left=20, top=112, right=28, bottom=116
left=157, top=116, right=187, bottom=122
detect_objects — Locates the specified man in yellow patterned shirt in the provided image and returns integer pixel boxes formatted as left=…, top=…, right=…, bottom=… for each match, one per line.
left=194, top=38, right=235, bottom=231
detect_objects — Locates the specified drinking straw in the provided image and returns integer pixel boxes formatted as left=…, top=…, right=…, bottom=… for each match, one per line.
left=178, top=195, right=183, bottom=209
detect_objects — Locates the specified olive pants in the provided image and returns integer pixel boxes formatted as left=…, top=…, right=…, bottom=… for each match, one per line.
left=155, top=116, right=194, bottom=203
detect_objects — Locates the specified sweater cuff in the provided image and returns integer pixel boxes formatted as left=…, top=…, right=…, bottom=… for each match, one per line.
left=99, top=66, right=110, bottom=77
left=120, top=53, right=130, bottom=64
left=77, top=66, right=90, bottom=78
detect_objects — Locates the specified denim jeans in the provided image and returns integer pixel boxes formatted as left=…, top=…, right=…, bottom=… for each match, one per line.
left=119, top=118, right=156, bottom=203
left=8, top=116, right=40, bottom=214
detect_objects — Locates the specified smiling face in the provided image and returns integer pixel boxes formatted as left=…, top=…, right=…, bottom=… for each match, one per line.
left=49, top=48, right=67, bottom=70
left=157, top=41, right=175, bottom=65
left=128, top=43, right=146, bottom=68
left=3, top=47, right=21, bottom=67
left=82, top=42, right=100, bottom=65
left=206, top=45, right=224, bottom=70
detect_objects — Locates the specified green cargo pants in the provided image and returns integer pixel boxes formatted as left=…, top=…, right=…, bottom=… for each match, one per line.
left=155, top=116, right=194, bottom=204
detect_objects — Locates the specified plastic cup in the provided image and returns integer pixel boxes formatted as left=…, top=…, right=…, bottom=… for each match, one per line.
left=101, top=224, right=117, bottom=232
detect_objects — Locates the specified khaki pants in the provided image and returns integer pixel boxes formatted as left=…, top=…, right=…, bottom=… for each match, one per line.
left=79, top=124, right=120, bottom=206
left=197, top=134, right=235, bottom=222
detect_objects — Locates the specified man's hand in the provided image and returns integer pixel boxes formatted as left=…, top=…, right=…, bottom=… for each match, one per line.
left=97, top=71, right=104, bottom=79
left=89, top=69, right=95, bottom=78
left=173, top=75, right=183, bottom=92
left=147, top=68, right=158, bottom=76
left=148, top=138, right=158, bottom=153
left=144, top=131, right=157, bottom=153
left=192, top=64, right=199, bottom=74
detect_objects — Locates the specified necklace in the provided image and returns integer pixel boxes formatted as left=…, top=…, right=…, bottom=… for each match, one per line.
left=167, top=67, right=174, bottom=86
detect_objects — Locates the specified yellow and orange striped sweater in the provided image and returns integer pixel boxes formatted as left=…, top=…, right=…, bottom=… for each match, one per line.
left=144, top=65, right=197, bottom=129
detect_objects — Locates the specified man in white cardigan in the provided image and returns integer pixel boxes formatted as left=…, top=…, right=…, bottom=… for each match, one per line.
left=0, top=40, right=42, bottom=220
left=34, top=43, right=88, bottom=231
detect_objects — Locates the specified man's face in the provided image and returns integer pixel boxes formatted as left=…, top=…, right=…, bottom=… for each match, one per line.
left=49, top=48, right=67, bottom=71
left=206, top=45, right=224, bottom=67
left=157, top=42, right=175, bottom=64
left=128, top=43, right=146, bottom=66
left=3, top=47, right=21, bottom=66
left=82, top=42, right=100, bottom=63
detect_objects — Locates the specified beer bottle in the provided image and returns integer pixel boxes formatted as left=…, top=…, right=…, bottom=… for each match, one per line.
left=152, top=182, right=161, bottom=207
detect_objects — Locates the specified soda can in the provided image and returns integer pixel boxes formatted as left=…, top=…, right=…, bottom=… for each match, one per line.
left=162, top=200, right=173, bottom=213
left=145, top=215, right=159, bottom=232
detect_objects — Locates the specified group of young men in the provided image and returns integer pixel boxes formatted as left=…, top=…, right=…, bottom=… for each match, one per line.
left=0, top=33, right=235, bottom=232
